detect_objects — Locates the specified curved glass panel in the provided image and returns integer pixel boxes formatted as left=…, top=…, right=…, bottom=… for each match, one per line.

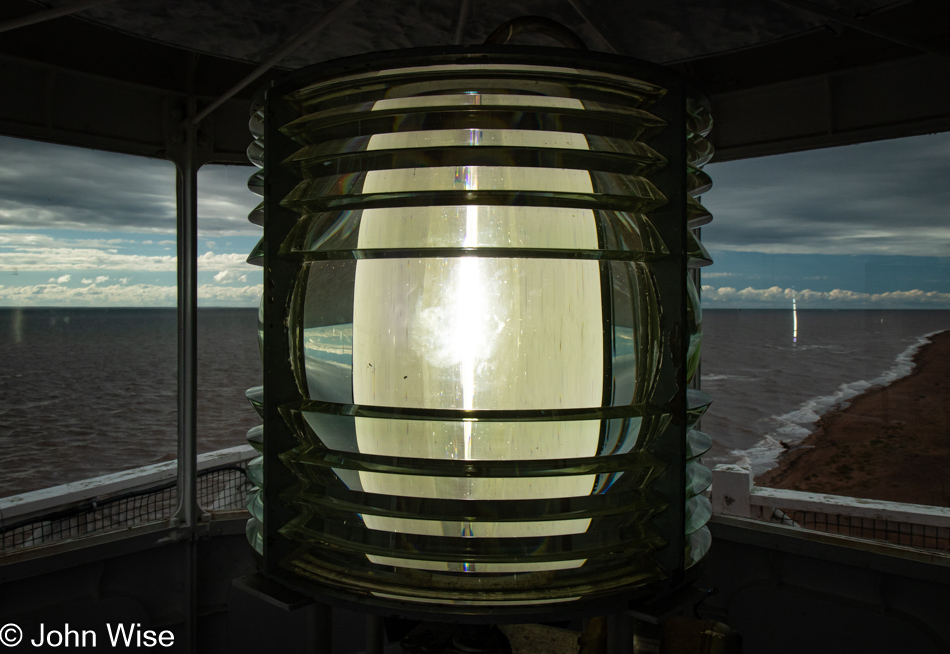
left=685, top=526, right=711, bottom=568
left=686, top=460, right=713, bottom=497
left=254, top=54, right=714, bottom=611
left=246, top=517, right=264, bottom=555
left=686, top=429, right=713, bottom=460
left=283, top=207, right=668, bottom=261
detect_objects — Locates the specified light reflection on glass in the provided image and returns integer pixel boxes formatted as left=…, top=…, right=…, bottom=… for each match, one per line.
left=361, top=165, right=594, bottom=194
left=366, top=554, right=586, bottom=574
left=365, top=128, right=591, bottom=151
left=361, top=514, right=592, bottom=538
left=351, top=257, right=604, bottom=411
left=354, top=205, right=600, bottom=250
left=353, top=471, right=596, bottom=501
left=372, top=94, right=586, bottom=112
left=370, top=592, right=583, bottom=606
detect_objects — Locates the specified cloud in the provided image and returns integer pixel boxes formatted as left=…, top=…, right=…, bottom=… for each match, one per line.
left=701, top=284, right=950, bottom=307
left=0, top=137, right=260, bottom=236
left=0, top=245, right=255, bottom=276
left=702, top=132, right=950, bottom=257
left=197, top=252, right=249, bottom=270
left=48, top=274, right=71, bottom=283
left=0, top=137, right=176, bottom=233
left=213, top=270, right=248, bottom=284
left=1, top=247, right=176, bottom=272
left=79, top=275, right=109, bottom=285
left=196, top=165, right=261, bottom=235
left=0, top=233, right=139, bottom=250
left=0, top=281, right=262, bottom=306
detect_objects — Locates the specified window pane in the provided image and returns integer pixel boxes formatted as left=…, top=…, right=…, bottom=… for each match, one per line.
left=0, top=136, right=177, bottom=496
left=196, top=164, right=262, bottom=459
left=700, top=132, right=950, bottom=506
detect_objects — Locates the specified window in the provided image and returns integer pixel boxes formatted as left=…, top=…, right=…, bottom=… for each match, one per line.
left=0, top=139, right=261, bottom=499
left=0, top=135, right=178, bottom=495
left=699, top=132, right=950, bottom=507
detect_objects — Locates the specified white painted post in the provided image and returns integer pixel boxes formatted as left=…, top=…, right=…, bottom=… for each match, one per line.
left=712, top=464, right=754, bottom=518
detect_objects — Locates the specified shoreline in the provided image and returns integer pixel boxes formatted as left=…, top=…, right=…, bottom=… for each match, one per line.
left=756, top=330, right=950, bottom=508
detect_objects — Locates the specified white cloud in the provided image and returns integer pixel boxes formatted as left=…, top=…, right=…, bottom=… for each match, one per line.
left=0, top=246, right=255, bottom=275
left=0, top=281, right=262, bottom=306
left=197, top=251, right=249, bottom=270
left=48, top=274, right=71, bottom=283
left=1, top=247, right=175, bottom=272
left=0, top=233, right=147, bottom=250
left=205, top=241, right=216, bottom=249
left=213, top=270, right=248, bottom=284
left=702, top=284, right=950, bottom=307
left=79, top=275, right=109, bottom=285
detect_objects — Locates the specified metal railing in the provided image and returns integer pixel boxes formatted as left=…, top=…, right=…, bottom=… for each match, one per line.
left=711, top=465, right=950, bottom=553
left=0, top=446, right=255, bottom=554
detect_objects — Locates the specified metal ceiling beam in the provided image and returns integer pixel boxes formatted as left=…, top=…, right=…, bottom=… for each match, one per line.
left=0, top=0, right=122, bottom=34
left=0, top=53, right=250, bottom=164
left=774, top=0, right=950, bottom=60
left=709, top=53, right=950, bottom=161
left=453, top=0, right=471, bottom=45
left=191, top=0, right=364, bottom=126
left=566, top=0, right=621, bottom=54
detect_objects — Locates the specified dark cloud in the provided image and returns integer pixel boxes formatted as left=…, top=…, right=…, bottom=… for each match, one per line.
left=0, top=136, right=176, bottom=232
left=197, top=165, right=262, bottom=235
left=702, top=132, right=950, bottom=257
left=0, top=136, right=259, bottom=235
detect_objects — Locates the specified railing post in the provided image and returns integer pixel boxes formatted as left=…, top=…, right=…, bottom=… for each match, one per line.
left=712, top=465, right=753, bottom=518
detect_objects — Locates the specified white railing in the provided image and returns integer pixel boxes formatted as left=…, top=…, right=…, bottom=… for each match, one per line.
left=711, top=465, right=950, bottom=551
left=0, top=445, right=257, bottom=544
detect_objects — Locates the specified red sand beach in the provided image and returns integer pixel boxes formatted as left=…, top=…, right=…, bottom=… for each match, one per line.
left=756, top=330, right=950, bottom=508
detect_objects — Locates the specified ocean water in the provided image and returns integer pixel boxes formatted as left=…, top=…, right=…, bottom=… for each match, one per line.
left=0, top=308, right=260, bottom=497
left=1, top=307, right=948, bottom=497
left=700, top=309, right=950, bottom=474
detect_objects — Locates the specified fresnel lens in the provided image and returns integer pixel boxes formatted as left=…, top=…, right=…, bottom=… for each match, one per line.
left=243, top=43, right=714, bottom=617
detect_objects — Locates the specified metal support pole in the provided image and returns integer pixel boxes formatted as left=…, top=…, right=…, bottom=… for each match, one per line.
left=305, top=603, right=333, bottom=653
left=566, top=0, right=621, bottom=54
left=0, top=0, right=122, bottom=34
left=173, top=96, right=200, bottom=654
left=606, top=613, right=633, bottom=654
left=174, top=97, right=200, bottom=531
left=366, top=615, right=385, bottom=654
left=453, top=0, right=471, bottom=45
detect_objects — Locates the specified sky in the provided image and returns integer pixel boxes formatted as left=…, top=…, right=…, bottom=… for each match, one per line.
left=0, top=131, right=948, bottom=308
left=700, top=131, right=950, bottom=309
left=0, top=136, right=261, bottom=307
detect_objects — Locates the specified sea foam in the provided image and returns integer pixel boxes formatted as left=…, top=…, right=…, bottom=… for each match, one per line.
left=733, top=330, right=942, bottom=475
